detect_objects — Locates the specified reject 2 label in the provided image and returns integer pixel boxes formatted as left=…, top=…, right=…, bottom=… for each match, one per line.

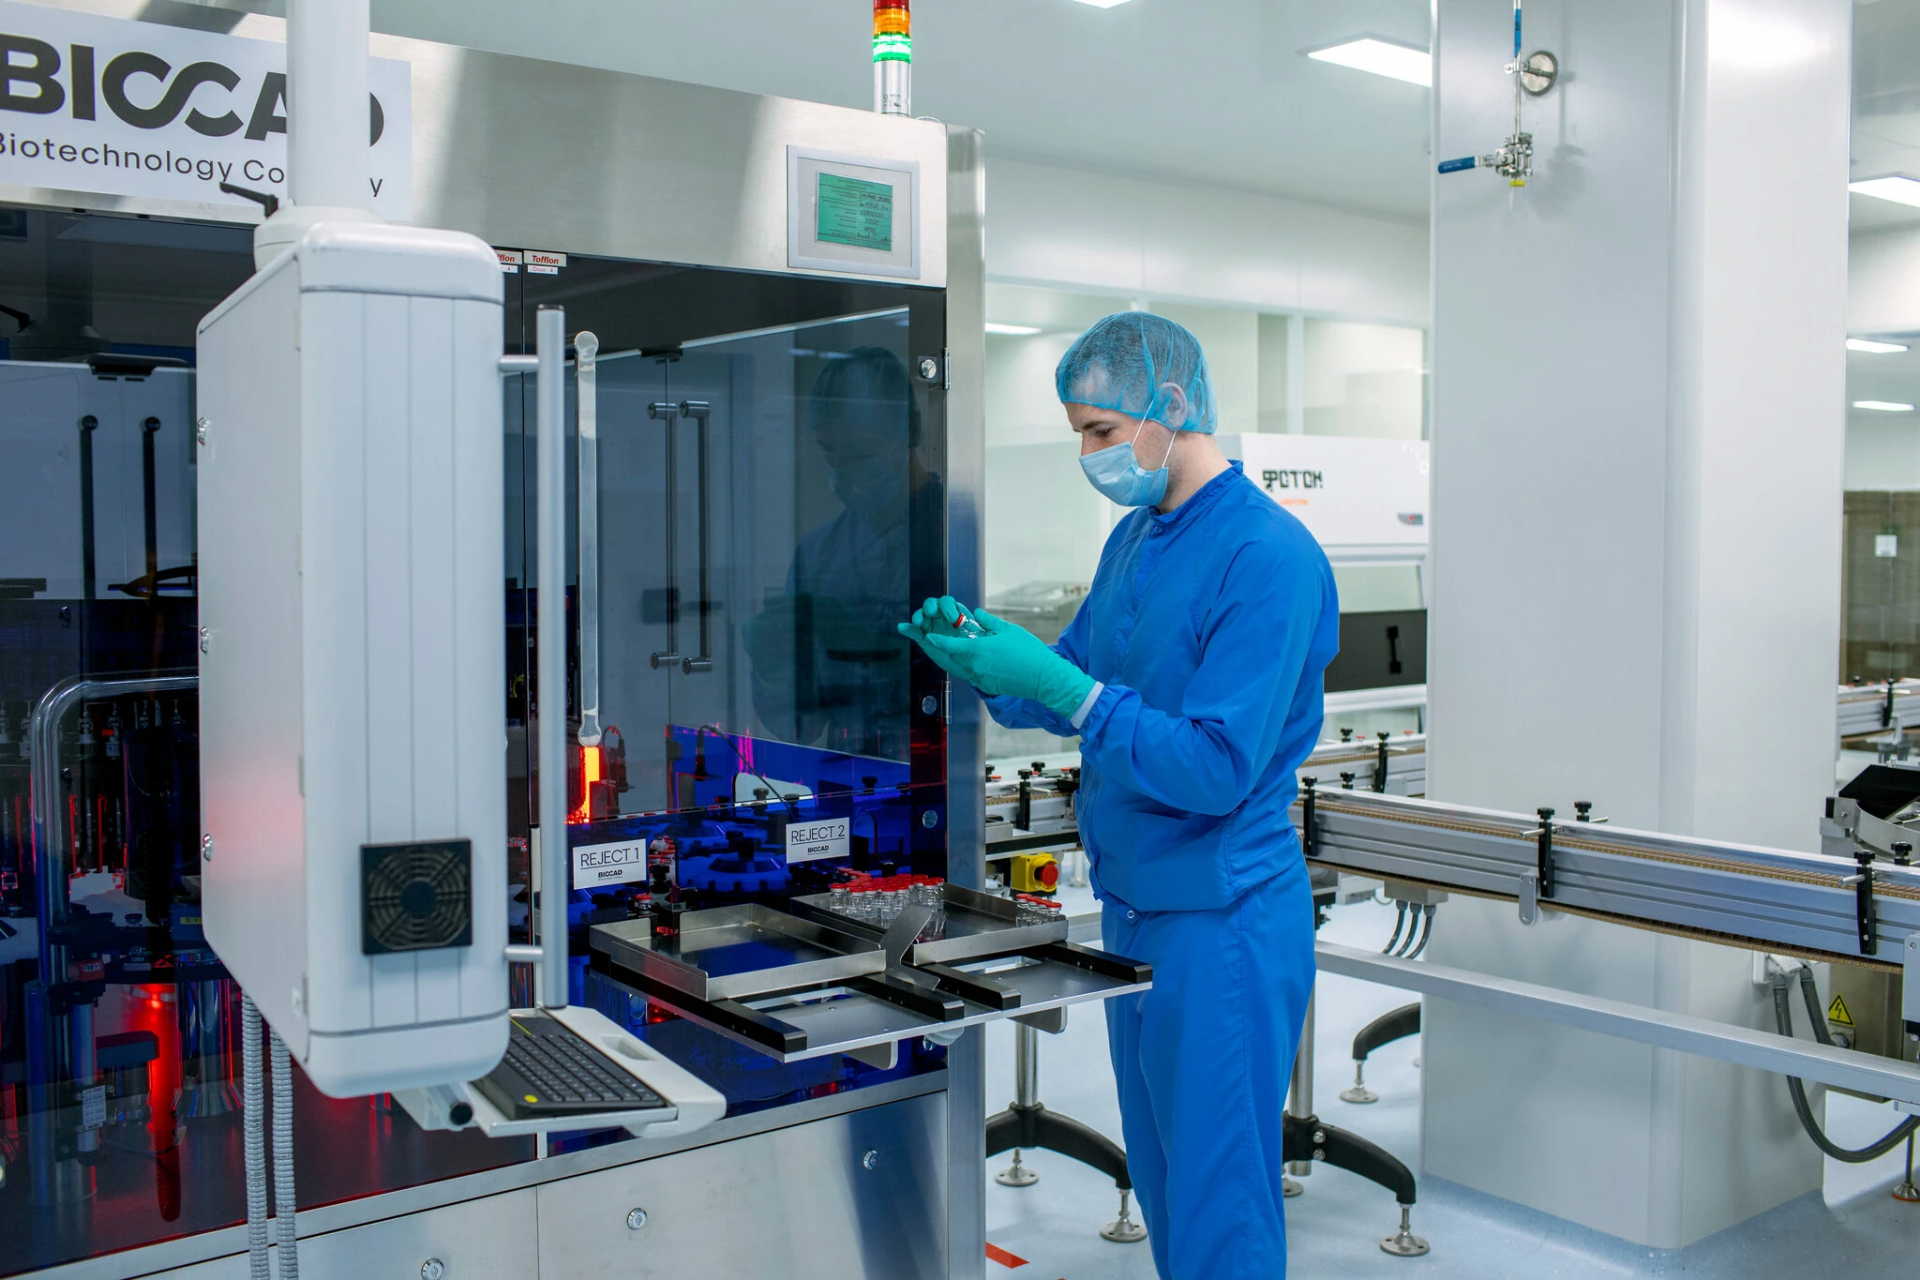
left=786, top=819, right=849, bottom=864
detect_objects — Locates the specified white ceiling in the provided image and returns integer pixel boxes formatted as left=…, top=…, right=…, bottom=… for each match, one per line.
left=364, top=0, right=1437, bottom=223
left=145, top=0, right=1920, bottom=234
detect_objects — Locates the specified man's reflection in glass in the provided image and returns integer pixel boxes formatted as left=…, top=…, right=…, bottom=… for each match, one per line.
left=744, top=347, right=928, bottom=760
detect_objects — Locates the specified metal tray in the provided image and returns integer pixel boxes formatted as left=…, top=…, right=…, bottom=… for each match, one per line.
left=790, top=883, right=1070, bottom=966
left=591, top=941, right=1153, bottom=1065
left=589, top=904, right=885, bottom=1001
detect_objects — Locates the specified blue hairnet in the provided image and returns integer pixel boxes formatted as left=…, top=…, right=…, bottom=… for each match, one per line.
left=1055, top=312, right=1217, bottom=434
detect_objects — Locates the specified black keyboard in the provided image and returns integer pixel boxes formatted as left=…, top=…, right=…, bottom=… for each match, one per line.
left=473, top=1013, right=669, bottom=1121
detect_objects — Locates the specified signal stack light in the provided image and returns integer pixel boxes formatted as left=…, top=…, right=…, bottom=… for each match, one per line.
left=874, top=1, right=911, bottom=116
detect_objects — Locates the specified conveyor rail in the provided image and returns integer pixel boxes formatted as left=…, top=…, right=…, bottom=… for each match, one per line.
left=1295, top=788, right=1920, bottom=966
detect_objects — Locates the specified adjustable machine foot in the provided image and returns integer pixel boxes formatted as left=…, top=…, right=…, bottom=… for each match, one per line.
left=1381, top=1204, right=1431, bottom=1258
left=995, top=1149, right=1039, bottom=1187
left=1100, top=1188, right=1148, bottom=1243
left=1340, top=1061, right=1379, bottom=1106
left=1282, top=1176, right=1303, bottom=1198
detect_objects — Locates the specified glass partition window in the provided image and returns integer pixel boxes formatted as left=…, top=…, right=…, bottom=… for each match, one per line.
left=1840, top=336, right=1920, bottom=683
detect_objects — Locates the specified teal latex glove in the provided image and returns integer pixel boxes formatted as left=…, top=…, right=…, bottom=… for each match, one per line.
left=919, top=605, right=1097, bottom=721
left=896, top=596, right=976, bottom=681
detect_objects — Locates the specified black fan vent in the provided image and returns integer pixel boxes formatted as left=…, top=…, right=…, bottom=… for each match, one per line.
left=361, top=839, right=473, bottom=955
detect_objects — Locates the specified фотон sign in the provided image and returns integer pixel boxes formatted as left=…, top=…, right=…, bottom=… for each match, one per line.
left=0, top=0, right=411, bottom=221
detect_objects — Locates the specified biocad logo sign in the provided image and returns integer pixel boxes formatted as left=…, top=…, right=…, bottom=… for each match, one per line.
left=0, top=0, right=411, bottom=221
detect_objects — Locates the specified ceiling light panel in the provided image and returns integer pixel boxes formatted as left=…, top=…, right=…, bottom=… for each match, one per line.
left=1849, top=338, right=1910, bottom=354
left=1850, top=176, right=1920, bottom=208
left=985, top=322, right=1043, bottom=336
left=1306, top=38, right=1432, bottom=87
left=1854, top=400, right=1916, bottom=412
left=1069, top=0, right=1134, bottom=7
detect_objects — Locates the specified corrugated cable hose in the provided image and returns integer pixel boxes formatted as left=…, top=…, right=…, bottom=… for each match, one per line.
left=1770, top=968, right=1919, bottom=1163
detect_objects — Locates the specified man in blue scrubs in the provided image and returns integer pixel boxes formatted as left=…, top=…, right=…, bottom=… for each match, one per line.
left=900, top=313, right=1338, bottom=1279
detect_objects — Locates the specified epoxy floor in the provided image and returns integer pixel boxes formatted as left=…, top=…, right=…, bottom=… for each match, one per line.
left=982, top=895, right=1920, bottom=1278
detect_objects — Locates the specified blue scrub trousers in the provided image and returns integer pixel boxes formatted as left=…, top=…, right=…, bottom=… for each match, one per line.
left=1102, top=861, right=1317, bottom=1280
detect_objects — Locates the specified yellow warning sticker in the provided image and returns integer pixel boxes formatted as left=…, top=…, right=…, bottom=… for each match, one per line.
left=1827, top=994, right=1856, bottom=1028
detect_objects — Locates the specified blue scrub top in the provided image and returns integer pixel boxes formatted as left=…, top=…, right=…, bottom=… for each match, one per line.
left=986, top=463, right=1338, bottom=912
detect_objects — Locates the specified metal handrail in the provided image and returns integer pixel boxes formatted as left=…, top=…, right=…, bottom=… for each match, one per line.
left=30, top=671, right=198, bottom=978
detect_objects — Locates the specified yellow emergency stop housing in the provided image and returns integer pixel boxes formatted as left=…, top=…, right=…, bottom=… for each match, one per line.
left=1010, top=852, right=1061, bottom=894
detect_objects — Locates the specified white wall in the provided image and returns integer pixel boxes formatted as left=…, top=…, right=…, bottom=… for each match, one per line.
left=1425, top=0, right=1847, bottom=1248
left=986, top=157, right=1429, bottom=325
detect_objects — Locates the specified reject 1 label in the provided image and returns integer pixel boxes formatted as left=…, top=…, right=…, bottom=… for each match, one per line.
left=573, top=838, right=647, bottom=889
left=785, top=818, right=849, bottom=864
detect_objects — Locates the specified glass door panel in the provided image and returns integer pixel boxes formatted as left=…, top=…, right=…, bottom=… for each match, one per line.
left=670, top=310, right=916, bottom=768
left=531, top=259, right=947, bottom=884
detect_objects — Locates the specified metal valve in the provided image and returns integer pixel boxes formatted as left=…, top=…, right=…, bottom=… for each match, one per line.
left=1437, top=4, right=1557, bottom=188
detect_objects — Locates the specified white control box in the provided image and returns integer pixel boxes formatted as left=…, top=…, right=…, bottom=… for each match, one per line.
left=196, top=223, right=508, bottom=1097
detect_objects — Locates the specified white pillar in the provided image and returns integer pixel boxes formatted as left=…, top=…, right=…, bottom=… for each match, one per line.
left=286, top=0, right=372, bottom=212
left=254, top=0, right=379, bottom=267
left=1425, top=0, right=1850, bottom=1248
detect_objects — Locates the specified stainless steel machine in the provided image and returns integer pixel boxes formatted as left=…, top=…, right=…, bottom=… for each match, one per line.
left=0, top=6, right=1153, bottom=1277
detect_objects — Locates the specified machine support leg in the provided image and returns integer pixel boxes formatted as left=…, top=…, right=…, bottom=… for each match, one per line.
left=1895, top=1133, right=1920, bottom=1204
left=1343, top=1001, right=1421, bottom=1105
left=993, top=1024, right=1042, bottom=1186
left=1282, top=1111, right=1430, bottom=1257
left=985, top=1022, right=1143, bottom=1241
left=1287, top=986, right=1317, bottom=1177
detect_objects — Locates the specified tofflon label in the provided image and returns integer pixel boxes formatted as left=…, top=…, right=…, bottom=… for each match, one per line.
left=785, top=818, right=850, bottom=864
left=572, top=838, right=647, bottom=889
left=495, top=248, right=523, bottom=273
left=526, top=249, right=566, bottom=274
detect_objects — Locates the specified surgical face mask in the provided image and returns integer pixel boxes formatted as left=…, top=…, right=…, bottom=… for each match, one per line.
left=828, top=454, right=906, bottom=515
left=1078, top=420, right=1177, bottom=508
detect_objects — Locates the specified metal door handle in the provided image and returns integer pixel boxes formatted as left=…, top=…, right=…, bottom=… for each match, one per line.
left=648, top=401, right=714, bottom=675
left=648, top=401, right=682, bottom=669
left=679, top=400, right=714, bottom=675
